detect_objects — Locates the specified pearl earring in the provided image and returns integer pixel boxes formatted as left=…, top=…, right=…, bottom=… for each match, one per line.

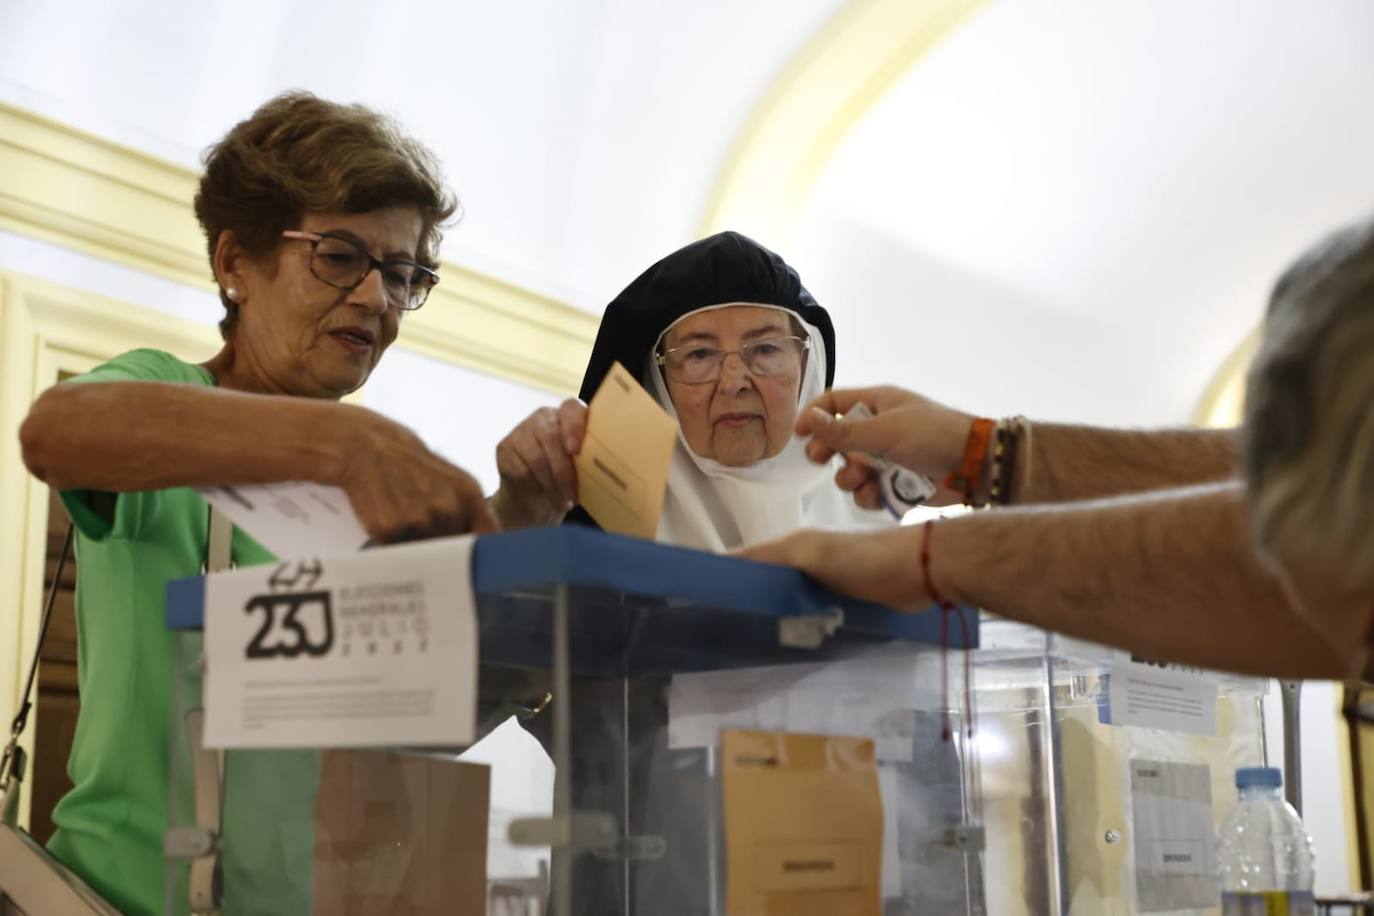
left=225, top=287, right=239, bottom=301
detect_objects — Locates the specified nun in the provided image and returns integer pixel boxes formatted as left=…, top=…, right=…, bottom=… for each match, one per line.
left=491, top=230, right=893, bottom=548
left=487, top=234, right=984, bottom=915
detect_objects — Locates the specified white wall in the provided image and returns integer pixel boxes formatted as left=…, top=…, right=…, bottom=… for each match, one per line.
left=793, top=209, right=1135, bottom=424
left=793, top=0, right=1374, bottom=427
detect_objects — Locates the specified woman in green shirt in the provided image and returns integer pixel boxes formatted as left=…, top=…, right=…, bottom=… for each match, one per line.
left=19, top=91, right=494, bottom=915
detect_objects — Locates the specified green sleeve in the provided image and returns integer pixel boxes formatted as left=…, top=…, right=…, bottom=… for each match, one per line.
left=57, top=349, right=212, bottom=541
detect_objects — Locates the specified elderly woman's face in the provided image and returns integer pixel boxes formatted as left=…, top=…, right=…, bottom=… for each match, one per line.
left=230, top=206, right=422, bottom=399
left=663, top=305, right=806, bottom=466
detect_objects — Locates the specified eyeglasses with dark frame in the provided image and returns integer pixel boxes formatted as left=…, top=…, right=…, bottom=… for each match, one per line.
left=281, top=230, right=439, bottom=311
left=656, top=335, right=810, bottom=384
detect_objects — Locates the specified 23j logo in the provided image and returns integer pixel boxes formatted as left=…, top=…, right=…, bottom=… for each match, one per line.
left=243, top=560, right=335, bottom=659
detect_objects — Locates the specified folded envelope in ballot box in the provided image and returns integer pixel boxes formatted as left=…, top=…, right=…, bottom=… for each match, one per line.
left=722, top=729, right=883, bottom=916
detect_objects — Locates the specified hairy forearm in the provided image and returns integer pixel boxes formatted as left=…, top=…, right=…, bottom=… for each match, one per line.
left=935, top=481, right=1357, bottom=678
left=1014, top=423, right=1238, bottom=504
left=20, top=382, right=353, bottom=493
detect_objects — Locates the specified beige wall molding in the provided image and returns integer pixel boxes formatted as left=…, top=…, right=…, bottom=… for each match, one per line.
left=0, top=270, right=223, bottom=827
left=1193, top=327, right=1260, bottom=428
left=0, top=101, right=597, bottom=395
left=700, top=0, right=986, bottom=243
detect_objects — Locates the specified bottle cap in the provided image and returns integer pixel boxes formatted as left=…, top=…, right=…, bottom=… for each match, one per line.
left=1235, top=767, right=1283, bottom=789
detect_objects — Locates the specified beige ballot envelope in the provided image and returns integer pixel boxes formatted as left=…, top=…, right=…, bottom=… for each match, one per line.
left=312, top=750, right=490, bottom=916
left=574, top=361, right=677, bottom=539
left=722, top=729, right=883, bottom=916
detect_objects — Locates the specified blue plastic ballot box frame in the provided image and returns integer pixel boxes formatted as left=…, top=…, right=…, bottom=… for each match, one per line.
left=163, top=525, right=979, bottom=916
left=165, top=525, right=979, bottom=672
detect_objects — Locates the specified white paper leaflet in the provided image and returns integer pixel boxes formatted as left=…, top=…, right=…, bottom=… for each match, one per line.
left=204, top=535, right=477, bottom=749
left=1107, top=654, right=1219, bottom=737
left=199, top=481, right=369, bottom=559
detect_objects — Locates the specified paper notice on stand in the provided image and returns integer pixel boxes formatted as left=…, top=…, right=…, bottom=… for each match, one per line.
left=574, top=361, right=677, bottom=539
left=1129, top=759, right=1218, bottom=912
left=1106, top=655, right=1218, bottom=736
left=200, top=481, right=370, bottom=558
left=204, top=536, right=477, bottom=749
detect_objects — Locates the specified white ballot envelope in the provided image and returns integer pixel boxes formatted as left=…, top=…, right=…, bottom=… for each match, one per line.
left=574, top=361, right=678, bottom=539
left=200, top=481, right=370, bottom=558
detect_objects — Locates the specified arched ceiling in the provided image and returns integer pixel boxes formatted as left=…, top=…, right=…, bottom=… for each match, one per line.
left=0, top=0, right=845, bottom=307
left=793, top=0, right=1374, bottom=423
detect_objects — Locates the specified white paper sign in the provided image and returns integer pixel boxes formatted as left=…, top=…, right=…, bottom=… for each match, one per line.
left=1107, top=655, right=1218, bottom=736
left=1130, top=759, right=1218, bottom=912
left=204, top=536, right=477, bottom=749
left=199, top=482, right=370, bottom=559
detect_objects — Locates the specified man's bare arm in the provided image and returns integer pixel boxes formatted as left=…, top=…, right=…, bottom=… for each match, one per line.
left=938, top=481, right=1357, bottom=676
left=742, top=481, right=1361, bottom=680
left=795, top=387, right=1239, bottom=507
left=1015, top=424, right=1238, bottom=503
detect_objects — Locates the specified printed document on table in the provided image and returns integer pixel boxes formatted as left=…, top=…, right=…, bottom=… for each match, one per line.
left=574, top=361, right=677, bottom=539
left=199, top=481, right=370, bottom=558
left=204, top=535, right=477, bottom=749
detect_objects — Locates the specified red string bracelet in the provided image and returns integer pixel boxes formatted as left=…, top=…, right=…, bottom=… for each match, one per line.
left=920, top=518, right=950, bottom=608
left=922, top=519, right=975, bottom=741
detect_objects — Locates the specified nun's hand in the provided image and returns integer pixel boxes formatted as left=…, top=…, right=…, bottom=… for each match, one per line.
left=796, top=386, right=975, bottom=507
left=490, top=399, right=588, bottom=530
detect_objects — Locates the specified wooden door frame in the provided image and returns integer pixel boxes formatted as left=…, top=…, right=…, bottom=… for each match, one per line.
left=0, top=269, right=218, bottom=828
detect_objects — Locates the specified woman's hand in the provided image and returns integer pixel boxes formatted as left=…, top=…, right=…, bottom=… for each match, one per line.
left=736, top=526, right=930, bottom=611
left=489, top=399, right=588, bottom=530
left=336, top=407, right=497, bottom=543
left=796, top=386, right=976, bottom=508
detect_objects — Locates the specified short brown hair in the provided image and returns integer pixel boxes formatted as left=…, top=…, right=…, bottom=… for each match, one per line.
left=194, top=91, right=458, bottom=337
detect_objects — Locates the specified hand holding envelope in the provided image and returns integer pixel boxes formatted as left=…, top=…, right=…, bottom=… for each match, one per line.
left=573, top=361, right=679, bottom=539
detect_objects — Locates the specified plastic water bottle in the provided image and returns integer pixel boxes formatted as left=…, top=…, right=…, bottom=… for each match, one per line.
left=1216, top=767, right=1316, bottom=915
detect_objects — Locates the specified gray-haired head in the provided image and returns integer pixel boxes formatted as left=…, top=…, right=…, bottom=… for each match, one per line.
left=1244, top=214, right=1374, bottom=593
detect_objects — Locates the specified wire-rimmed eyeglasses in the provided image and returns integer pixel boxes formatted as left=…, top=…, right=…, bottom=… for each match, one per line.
left=282, top=230, right=439, bottom=311
left=656, top=336, right=809, bottom=385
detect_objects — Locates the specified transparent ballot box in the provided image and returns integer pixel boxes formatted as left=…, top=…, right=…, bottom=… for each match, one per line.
left=162, top=527, right=980, bottom=915
left=162, top=527, right=1265, bottom=915
left=972, top=620, right=1269, bottom=915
